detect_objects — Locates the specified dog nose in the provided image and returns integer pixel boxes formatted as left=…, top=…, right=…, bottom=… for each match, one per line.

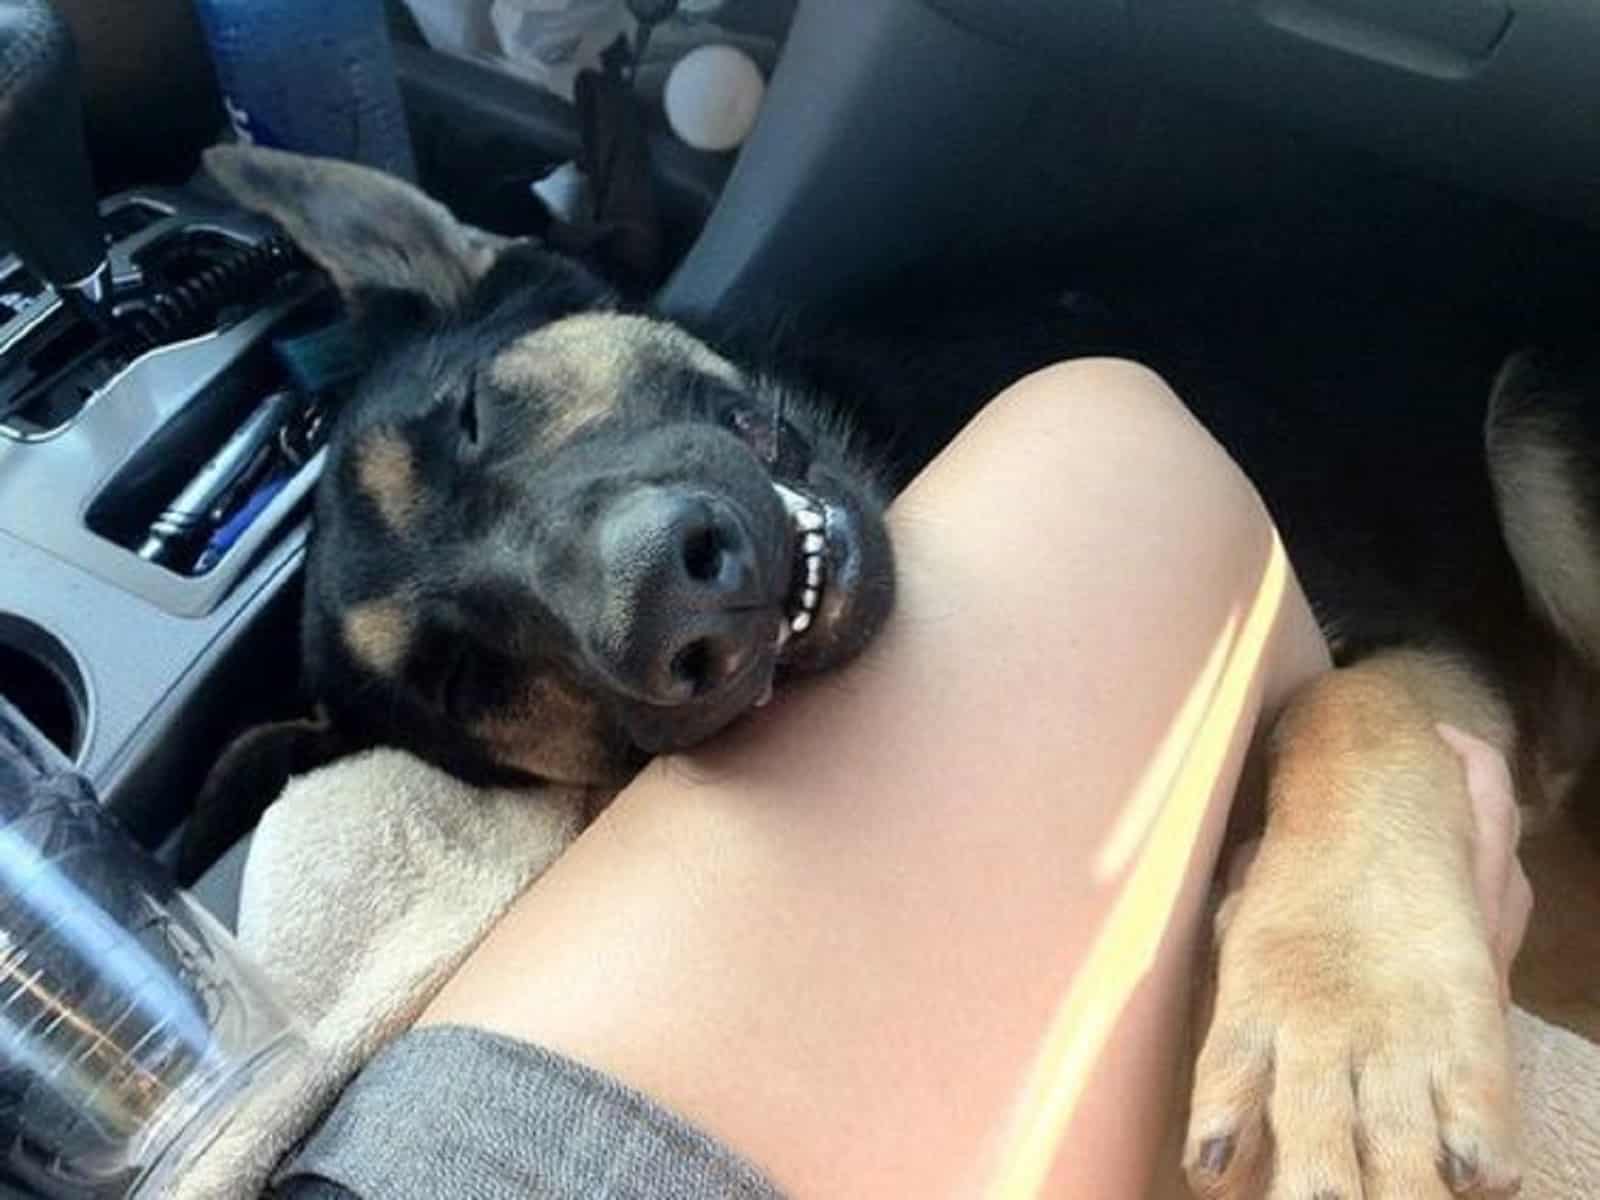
left=593, top=487, right=770, bottom=704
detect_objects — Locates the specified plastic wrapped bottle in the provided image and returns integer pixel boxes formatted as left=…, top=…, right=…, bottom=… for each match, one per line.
left=489, top=0, right=631, bottom=102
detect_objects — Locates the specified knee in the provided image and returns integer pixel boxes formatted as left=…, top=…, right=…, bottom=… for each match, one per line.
left=999, top=356, right=1179, bottom=422
left=994, top=358, right=1232, bottom=474
left=891, top=356, right=1326, bottom=713
left=964, top=356, right=1273, bottom=557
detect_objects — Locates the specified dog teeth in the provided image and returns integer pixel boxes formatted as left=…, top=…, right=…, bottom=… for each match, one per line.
left=772, top=481, right=810, bottom=516
left=772, top=481, right=828, bottom=642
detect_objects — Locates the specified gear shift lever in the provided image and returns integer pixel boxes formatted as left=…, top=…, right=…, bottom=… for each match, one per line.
left=0, top=0, right=111, bottom=330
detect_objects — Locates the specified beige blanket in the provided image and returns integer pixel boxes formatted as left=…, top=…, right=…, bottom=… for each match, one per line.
left=177, top=750, right=1600, bottom=1199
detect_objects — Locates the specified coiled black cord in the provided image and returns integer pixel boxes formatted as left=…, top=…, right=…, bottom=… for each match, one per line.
left=124, top=234, right=307, bottom=351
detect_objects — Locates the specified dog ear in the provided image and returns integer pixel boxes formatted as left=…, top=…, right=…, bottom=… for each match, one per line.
left=204, top=143, right=515, bottom=314
left=177, top=712, right=360, bottom=884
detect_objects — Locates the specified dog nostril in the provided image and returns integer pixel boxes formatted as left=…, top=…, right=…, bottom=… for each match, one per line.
left=681, top=525, right=725, bottom=584
left=593, top=491, right=769, bottom=703
left=670, top=639, right=714, bottom=695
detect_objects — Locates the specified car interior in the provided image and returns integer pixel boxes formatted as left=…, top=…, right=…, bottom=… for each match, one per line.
left=3, top=0, right=1600, bottom=1192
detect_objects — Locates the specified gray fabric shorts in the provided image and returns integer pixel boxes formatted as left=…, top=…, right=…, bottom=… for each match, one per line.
left=274, top=1026, right=786, bottom=1199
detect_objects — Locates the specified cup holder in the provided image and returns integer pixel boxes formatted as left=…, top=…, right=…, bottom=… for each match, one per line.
left=0, top=615, right=90, bottom=763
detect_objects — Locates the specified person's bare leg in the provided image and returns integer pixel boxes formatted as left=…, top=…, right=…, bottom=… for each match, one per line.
left=420, top=359, right=1330, bottom=1198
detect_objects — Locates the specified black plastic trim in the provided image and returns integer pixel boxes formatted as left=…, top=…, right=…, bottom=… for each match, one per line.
left=1133, top=0, right=1600, bottom=229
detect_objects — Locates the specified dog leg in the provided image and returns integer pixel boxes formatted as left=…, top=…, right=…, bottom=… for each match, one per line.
left=1184, top=648, right=1522, bottom=1199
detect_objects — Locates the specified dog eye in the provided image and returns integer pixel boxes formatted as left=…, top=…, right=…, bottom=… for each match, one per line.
left=436, top=644, right=479, bottom=718
left=719, top=403, right=778, bottom=460
left=455, top=379, right=480, bottom=447
left=720, top=401, right=813, bottom=478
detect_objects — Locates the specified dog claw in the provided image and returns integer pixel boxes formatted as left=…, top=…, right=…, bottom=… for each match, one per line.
left=1441, top=1146, right=1478, bottom=1191
left=1197, top=1136, right=1234, bottom=1176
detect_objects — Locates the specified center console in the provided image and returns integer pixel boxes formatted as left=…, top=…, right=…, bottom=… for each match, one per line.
left=0, top=0, right=337, bottom=844
left=0, top=187, right=334, bottom=843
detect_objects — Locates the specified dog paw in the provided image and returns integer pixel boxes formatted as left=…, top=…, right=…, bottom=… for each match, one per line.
left=1182, top=854, right=1522, bottom=1200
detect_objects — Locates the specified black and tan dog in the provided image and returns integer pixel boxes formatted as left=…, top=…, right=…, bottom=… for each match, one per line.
left=193, top=145, right=1600, bottom=1199
left=188, top=145, right=895, bottom=844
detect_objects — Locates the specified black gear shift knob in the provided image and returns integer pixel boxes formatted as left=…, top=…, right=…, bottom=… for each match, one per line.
left=0, top=0, right=108, bottom=317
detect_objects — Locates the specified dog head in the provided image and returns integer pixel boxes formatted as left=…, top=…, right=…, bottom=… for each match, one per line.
left=192, top=146, right=894, bottom=848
